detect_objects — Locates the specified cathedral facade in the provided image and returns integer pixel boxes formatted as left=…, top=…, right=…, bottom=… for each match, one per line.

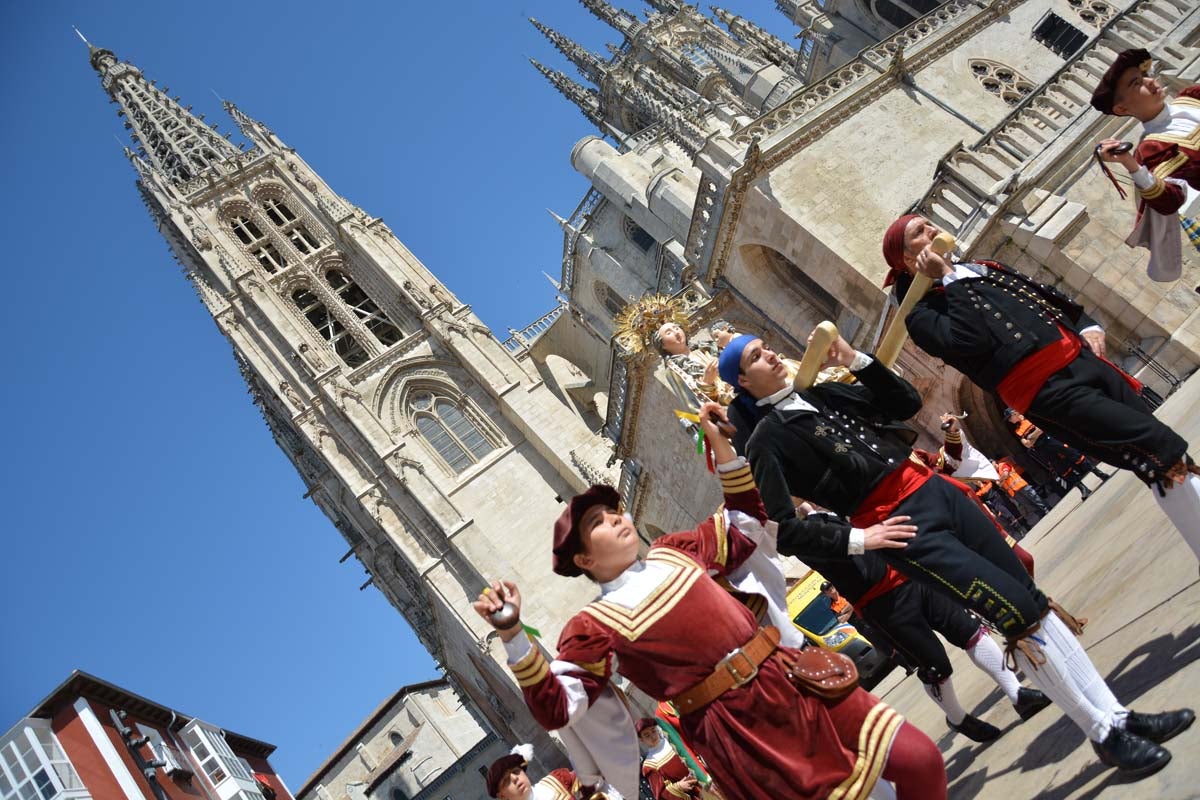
left=85, top=0, right=1200, bottom=775
left=530, top=0, right=1200, bottom=535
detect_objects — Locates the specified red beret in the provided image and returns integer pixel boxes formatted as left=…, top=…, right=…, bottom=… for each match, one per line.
left=485, top=753, right=527, bottom=797
left=882, top=214, right=920, bottom=286
left=636, top=717, right=659, bottom=734
left=1090, top=48, right=1152, bottom=114
left=553, top=484, right=621, bottom=577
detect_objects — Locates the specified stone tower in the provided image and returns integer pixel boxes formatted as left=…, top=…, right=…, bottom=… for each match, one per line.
left=82, top=37, right=616, bottom=768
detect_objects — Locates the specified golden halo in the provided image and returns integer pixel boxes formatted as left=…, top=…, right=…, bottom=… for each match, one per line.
left=613, top=294, right=690, bottom=355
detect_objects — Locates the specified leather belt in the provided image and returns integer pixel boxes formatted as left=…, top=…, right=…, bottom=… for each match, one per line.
left=671, top=626, right=780, bottom=713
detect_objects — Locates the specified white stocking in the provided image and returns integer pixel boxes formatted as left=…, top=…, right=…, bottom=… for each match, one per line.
left=1153, top=474, right=1200, bottom=561
left=923, top=677, right=967, bottom=725
left=1040, top=611, right=1127, bottom=729
left=966, top=633, right=1021, bottom=704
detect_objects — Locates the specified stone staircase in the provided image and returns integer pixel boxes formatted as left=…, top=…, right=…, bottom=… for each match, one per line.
left=914, top=0, right=1197, bottom=243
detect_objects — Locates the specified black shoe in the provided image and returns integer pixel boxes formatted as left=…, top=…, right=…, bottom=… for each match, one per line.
left=1091, top=728, right=1171, bottom=777
left=1013, top=688, right=1052, bottom=721
left=1095, top=470, right=1114, bottom=480
left=1078, top=485, right=1093, bottom=500
left=1123, top=709, right=1196, bottom=744
left=947, top=714, right=1001, bottom=742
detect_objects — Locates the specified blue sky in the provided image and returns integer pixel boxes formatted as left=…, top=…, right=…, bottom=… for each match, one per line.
left=0, top=0, right=798, bottom=788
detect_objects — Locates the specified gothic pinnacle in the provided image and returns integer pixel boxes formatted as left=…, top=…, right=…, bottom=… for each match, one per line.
left=710, top=7, right=799, bottom=68
left=529, top=58, right=605, bottom=127
left=774, top=0, right=803, bottom=21
left=84, top=45, right=239, bottom=185
left=579, top=0, right=640, bottom=36
left=626, top=83, right=704, bottom=154
left=529, top=18, right=607, bottom=85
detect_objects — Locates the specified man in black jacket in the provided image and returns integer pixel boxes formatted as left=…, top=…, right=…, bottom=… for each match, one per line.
left=718, top=332, right=1192, bottom=778
left=796, top=507, right=1050, bottom=744
left=881, top=214, right=1200, bottom=564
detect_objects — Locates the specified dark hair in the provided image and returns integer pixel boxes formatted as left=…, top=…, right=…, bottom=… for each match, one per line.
left=820, top=581, right=833, bottom=593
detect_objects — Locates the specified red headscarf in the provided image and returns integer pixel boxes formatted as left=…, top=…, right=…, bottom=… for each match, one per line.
left=882, top=213, right=919, bottom=287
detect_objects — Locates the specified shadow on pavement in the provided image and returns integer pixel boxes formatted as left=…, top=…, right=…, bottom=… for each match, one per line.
left=947, top=622, right=1200, bottom=798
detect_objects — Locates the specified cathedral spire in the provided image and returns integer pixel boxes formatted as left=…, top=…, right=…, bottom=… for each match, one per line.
left=529, top=18, right=608, bottom=85
left=701, top=44, right=798, bottom=111
left=86, top=42, right=238, bottom=185
left=643, top=0, right=682, bottom=12
left=530, top=59, right=605, bottom=128
left=579, top=0, right=641, bottom=37
left=710, top=7, right=799, bottom=69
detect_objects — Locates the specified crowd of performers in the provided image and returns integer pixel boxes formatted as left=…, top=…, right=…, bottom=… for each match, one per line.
left=471, top=50, right=1200, bottom=800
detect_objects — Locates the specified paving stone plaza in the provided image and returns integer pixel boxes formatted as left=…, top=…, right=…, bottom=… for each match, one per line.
left=870, top=373, right=1200, bottom=799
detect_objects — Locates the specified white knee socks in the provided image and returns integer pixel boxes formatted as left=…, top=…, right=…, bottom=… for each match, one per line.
left=923, top=677, right=968, bottom=725
left=1012, top=612, right=1126, bottom=742
left=966, top=633, right=1021, bottom=704
left=1154, top=474, right=1200, bottom=561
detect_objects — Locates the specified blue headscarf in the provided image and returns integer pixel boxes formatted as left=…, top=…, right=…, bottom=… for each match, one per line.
left=718, top=334, right=766, bottom=426
left=718, top=334, right=756, bottom=389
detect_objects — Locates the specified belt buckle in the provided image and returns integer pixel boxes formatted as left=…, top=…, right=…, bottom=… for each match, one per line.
left=717, top=646, right=758, bottom=688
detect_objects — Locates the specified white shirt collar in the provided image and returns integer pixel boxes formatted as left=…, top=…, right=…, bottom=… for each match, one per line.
left=643, top=738, right=673, bottom=761
left=756, top=384, right=795, bottom=407
left=1143, top=102, right=1172, bottom=134
left=756, top=385, right=819, bottom=414
left=600, top=559, right=647, bottom=595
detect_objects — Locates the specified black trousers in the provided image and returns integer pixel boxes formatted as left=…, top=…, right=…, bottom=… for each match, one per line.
left=861, top=581, right=981, bottom=685
left=1028, top=348, right=1189, bottom=485
left=878, top=476, right=1048, bottom=637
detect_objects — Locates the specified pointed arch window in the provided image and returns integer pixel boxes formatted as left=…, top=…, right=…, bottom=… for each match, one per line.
left=262, top=197, right=297, bottom=226
left=594, top=281, right=627, bottom=317
left=231, top=216, right=264, bottom=245
left=288, top=226, right=321, bottom=254
left=623, top=217, right=656, bottom=253
left=325, top=269, right=404, bottom=346
left=292, top=287, right=370, bottom=368
left=256, top=242, right=288, bottom=273
left=411, top=392, right=495, bottom=474
left=259, top=195, right=322, bottom=255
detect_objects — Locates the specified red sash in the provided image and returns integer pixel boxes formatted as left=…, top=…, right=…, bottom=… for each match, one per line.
left=997, top=325, right=1143, bottom=413
left=856, top=567, right=908, bottom=609
left=850, top=459, right=934, bottom=528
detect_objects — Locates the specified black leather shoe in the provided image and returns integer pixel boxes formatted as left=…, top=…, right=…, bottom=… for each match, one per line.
left=1091, top=729, right=1171, bottom=777
left=1013, top=688, right=1052, bottom=721
left=1123, top=709, right=1195, bottom=744
left=947, top=714, right=1001, bottom=742
left=1078, top=484, right=1093, bottom=500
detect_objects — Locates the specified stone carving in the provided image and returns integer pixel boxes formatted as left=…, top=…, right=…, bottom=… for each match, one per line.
left=279, top=381, right=305, bottom=412
left=404, top=280, right=432, bottom=309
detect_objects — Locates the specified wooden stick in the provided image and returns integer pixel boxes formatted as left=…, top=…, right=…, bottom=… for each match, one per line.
left=793, top=321, right=840, bottom=392
left=875, top=232, right=956, bottom=369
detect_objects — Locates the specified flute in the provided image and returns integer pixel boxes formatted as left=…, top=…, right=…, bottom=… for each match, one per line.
left=876, top=232, right=957, bottom=369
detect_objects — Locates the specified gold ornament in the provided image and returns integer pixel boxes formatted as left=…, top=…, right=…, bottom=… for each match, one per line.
left=613, top=294, right=690, bottom=354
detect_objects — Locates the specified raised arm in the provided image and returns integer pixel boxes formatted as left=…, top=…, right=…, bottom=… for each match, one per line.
left=473, top=582, right=612, bottom=732
left=847, top=355, right=923, bottom=421
left=906, top=285, right=994, bottom=361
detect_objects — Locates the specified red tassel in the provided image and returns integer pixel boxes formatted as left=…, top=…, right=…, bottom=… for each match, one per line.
left=704, top=438, right=716, bottom=473
left=1094, top=150, right=1128, bottom=201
